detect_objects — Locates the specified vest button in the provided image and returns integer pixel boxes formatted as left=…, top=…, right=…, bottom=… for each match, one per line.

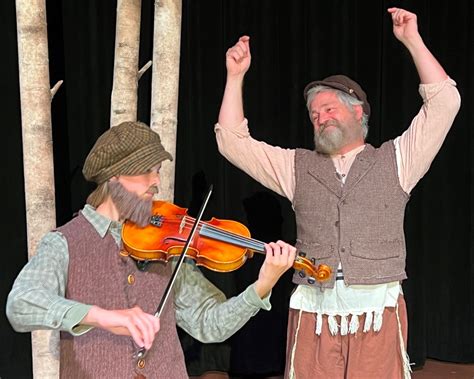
left=137, top=358, right=146, bottom=369
left=340, top=247, right=346, bottom=253
left=335, top=221, right=340, bottom=227
left=298, top=251, right=306, bottom=257
left=307, top=277, right=315, bottom=285
left=127, top=274, right=135, bottom=285
left=310, top=257, right=316, bottom=264
left=298, top=270, right=306, bottom=278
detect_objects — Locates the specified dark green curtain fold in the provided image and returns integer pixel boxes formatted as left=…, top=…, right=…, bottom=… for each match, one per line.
left=1, top=0, right=472, bottom=377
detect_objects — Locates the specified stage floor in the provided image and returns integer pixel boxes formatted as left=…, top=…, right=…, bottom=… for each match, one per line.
left=412, top=359, right=474, bottom=379
left=191, top=359, right=474, bottom=379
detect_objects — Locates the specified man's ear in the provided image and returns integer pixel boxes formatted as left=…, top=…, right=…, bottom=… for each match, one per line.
left=109, top=176, right=119, bottom=182
left=353, top=104, right=363, bottom=121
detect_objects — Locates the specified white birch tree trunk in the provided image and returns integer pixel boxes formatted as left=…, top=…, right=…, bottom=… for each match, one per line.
left=150, top=0, right=182, bottom=202
left=110, top=0, right=143, bottom=126
left=16, top=0, right=60, bottom=377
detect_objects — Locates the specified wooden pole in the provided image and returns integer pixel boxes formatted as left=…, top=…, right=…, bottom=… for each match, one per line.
left=16, top=0, right=60, bottom=377
left=110, top=0, right=143, bottom=126
left=150, top=0, right=182, bottom=202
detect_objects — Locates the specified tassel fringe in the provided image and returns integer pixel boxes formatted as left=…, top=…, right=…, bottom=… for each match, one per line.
left=373, top=310, right=383, bottom=332
left=396, top=303, right=412, bottom=378
left=328, top=315, right=339, bottom=335
left=363, top=311, right=373, bottom=332
left=340, top=315, right=348, bottom=335
left=349, top=314, right=359, bottom=334
left=315, top=313, right=323, bottom=335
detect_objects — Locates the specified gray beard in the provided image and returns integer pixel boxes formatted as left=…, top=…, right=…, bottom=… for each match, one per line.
left=108, top=181, right=155, bottom=227
left=314, top=118, right=363, bottom=155
left=314, top=122, right=345, bottom=154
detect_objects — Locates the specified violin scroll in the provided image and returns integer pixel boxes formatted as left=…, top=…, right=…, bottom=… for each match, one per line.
left=315, top=264, right=332, bottom=281
left=293, top=256, right=332, bottom=282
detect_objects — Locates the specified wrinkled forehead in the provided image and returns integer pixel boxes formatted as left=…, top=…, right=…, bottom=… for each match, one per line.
left=309, top=91, right=342, bottom=111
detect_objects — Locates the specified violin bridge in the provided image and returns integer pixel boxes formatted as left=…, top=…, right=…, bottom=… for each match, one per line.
left=179, top=216, right=186, bottom=234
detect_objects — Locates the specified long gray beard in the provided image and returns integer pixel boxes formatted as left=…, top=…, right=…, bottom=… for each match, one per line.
left=314, top=121, right=345, bottom=154
left=108, top=181, right=155, bottom=227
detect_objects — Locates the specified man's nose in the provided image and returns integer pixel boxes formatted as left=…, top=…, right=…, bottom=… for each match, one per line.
left=318, top=112, right=330, bottom=125
left=151, top=174, right=160, bottom=187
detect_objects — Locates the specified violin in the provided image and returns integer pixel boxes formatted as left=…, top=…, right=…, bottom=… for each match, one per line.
left=122, top=201, right=331, bottom=282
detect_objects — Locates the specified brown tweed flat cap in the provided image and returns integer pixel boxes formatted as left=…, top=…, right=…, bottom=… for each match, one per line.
left=83, top=121, right=172, bottom=184
left=304, top=74, right=371, bottom=117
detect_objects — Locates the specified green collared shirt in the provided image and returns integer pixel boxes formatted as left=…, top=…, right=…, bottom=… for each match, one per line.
left=6, top=205, right=271, bottom=342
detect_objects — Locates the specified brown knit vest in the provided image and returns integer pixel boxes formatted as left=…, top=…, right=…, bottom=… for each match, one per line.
left=58, top=213, right=188, bottom=378
left=293, top=142, right=409, bottom=288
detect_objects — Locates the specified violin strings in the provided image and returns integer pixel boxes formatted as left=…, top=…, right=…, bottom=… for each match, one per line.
left=153, top=215, right=266, bottom=253
left=184, top=216, right=265, bottom=250
left=198, top=223, right=265, bottom=253
left=186, top=220, right=265, bottom=252
left=150, top=215, right=261, bottom=249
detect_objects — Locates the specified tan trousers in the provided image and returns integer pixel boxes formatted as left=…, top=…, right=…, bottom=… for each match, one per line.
left=284, top=296, right=408, bottom=379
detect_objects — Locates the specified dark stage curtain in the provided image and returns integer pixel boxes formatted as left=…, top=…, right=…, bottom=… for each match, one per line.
left=1, top=1, right=472, bottom=378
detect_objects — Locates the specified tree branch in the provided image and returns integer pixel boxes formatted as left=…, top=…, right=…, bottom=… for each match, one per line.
left=50, top=80, right=63, bottom=99
left=138, top=60, right=152, bottom=80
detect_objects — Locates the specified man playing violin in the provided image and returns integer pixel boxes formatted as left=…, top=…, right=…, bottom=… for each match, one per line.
left=6, top=121, right=297, bottom=378
left=215, top=8, right=460, bottom=379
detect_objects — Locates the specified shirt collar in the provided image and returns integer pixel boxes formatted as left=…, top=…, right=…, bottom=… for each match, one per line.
left=81, top=204, right=122, bottom=239
left=330, top=144, right=366, bottom=160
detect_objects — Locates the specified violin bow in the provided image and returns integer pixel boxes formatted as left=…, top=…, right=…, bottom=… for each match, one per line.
left=133, top=184, right=213, bottom=360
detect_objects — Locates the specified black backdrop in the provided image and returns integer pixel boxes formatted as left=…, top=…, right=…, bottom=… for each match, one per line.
left=1, top=0, right=473, bottom=378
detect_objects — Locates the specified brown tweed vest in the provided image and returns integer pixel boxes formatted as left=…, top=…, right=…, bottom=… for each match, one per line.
left=293, top=142, right=409, bottom=288
left=58, top=213, right=188, bottom=379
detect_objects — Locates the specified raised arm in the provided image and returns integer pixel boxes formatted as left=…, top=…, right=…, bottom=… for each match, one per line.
left=388, top=7, right=447, bottom=83
left=215, top=36, right=296, bottom=200
left=388, top=8, right=461, bottom=193
left=218, top=35, right=251, bottom=127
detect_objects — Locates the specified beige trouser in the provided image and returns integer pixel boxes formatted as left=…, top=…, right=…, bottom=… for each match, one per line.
left=284, top=296, right=408, bottom=379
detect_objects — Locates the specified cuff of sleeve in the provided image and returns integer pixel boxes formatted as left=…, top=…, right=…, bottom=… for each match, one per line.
left=214, top=118, right=250, bottom=138
left=64, top=304, right=94, bottom=336
left=43, top=297, right=81, bottom=331
left=242, top=283, right=272, bottom=311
